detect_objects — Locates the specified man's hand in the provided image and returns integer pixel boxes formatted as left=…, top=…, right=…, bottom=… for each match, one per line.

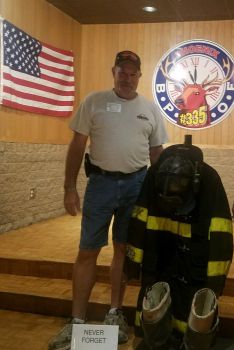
left=63, top=132, right=88, bottom=216
left=64, top=189, right=80, bottom=216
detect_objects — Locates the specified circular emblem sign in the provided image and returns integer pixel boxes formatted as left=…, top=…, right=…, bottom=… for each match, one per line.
left=152, top=39, right=234, bottom=129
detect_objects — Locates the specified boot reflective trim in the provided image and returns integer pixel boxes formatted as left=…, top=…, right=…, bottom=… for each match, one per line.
left=188, top=288, right=217, bottom=333
left=126, top=244, right=143, bottom=263
left=142, top=282, right=171, bottom=323
left=147, top=216, right=191, bottom=238
left=208, top=217, right=233, bottom=238
left=172, top=317, right=187, bottom=334
left=136, top=303, right=187, bottom=334
left=135, top=310, right=142, bottom=327
left=139, top=312, right=187, bottom=334
left=207, top=260, right=231, bottom=277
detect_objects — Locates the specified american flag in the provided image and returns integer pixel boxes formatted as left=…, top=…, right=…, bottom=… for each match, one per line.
left=0, top=18, right=75, bottom=117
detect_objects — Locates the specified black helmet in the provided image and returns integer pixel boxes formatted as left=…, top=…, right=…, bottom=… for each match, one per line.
left=154, top=144, right=202, bottom=216
left=156, top=155, right=194, bottom=194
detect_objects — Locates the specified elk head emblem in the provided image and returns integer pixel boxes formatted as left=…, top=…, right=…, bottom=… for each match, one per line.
left=160, top=57, right=234, bottom=128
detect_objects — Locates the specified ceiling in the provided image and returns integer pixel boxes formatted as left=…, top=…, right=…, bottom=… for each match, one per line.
left=46, top=0, right=234, bottom=24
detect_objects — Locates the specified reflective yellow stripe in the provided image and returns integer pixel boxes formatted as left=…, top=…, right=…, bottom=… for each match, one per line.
left=208, top=260, right=231, bottom=276
left=132, top=211, right=233, bottom=240
left=132, top=206, right=191, bottom=238
left=147, top=216, right=191, bottom=238
left=172, top=317, right=187, bottom=334
left=209, top=217, right=233, bottom=239
left=210, top=217, right=233, bottom=233
left=136, top=311, right=187, bottom=333
left=135, top=310, right=142, bottom=327
left=132, top=205, right=148, bottom=222
left=126, top=244, right=144, bottom=263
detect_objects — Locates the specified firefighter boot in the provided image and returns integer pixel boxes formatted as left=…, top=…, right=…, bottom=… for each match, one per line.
left=182, top=288, right=218, bottom=350
left=136, top=282, right=173, bottom=350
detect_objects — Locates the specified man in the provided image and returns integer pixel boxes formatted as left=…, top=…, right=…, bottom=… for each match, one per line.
left=124, top=139, right=233, bottom=350
left=48, top=50, right=168, bottom=350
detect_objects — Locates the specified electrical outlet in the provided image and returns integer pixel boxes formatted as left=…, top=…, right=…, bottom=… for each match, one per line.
left=30, top=188, right=36, bottom=199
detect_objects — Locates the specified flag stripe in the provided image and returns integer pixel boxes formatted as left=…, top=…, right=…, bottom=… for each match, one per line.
left=3, top=99, right=72, bottom=116
left=39, top=50, right=74, bottom=71
left=42, top=42, right=74, bottom=58
left=3, top=80, right=74, bottom=101
left=39, top=62, right=74, bottom=77
left=40, top=73, right=74, bottom=86
left=3, top=70, right=75, bottom=94
left=40, top=67, right=74, bottom=82
left=4, top=86, right=74, bottom=106
left=2, top=92, right=73, bottom=111
left=40, top=50, right=74, bottom=67
left=3, top=80, right=74, bottom=100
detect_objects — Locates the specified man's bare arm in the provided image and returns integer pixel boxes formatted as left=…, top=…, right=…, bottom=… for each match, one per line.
left=149, top=145, right=163, bottom=165
left=64, top=132, right=88, bottom=215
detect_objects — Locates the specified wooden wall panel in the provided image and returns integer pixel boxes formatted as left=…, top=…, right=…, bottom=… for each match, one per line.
left=80, top=21, right=234, bottom=146
left=0, top=2, right=233, bottom=146
left=0, top=0, right=81, bottom=144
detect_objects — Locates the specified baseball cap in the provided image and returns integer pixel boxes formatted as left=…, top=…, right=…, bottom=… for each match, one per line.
left=115, top=50, right=141, bottom=70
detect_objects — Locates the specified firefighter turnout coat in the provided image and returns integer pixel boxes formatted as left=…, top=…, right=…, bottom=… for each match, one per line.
left=124, top=161, right=233, bottom=336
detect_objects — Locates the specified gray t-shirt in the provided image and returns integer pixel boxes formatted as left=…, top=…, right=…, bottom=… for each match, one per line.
left=70, top=90, right=168, bottom=173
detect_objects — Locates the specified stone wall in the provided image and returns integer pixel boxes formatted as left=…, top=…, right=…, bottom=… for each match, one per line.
left=202, top=146, right=234, bottom=212
left=0, top=142, right=87, bottom=234
left=0, top=142, right=233, bottom=234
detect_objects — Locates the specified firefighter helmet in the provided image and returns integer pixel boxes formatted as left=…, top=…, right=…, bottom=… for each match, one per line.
left=154, top=145, right=202, bottom=215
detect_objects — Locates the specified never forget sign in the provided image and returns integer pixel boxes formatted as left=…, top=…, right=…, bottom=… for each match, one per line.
left=71, top=324, right=118, bottom=350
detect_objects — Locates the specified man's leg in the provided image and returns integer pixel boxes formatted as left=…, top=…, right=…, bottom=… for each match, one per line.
left=110, top=241, right=127, bottom=308
left=103, top=241, right=128, bottom=344
left=72, top=248, right=101, bottom=318
left=104, top=169, right=147, bottom=344
left=48, top=248, right=101, bottom=350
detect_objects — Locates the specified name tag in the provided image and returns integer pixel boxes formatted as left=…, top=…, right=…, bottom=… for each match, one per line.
left=106, top=102, right=121, bottom=113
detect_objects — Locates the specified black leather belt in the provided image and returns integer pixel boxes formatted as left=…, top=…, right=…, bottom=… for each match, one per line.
left=90, top=164, right=147, bottom=177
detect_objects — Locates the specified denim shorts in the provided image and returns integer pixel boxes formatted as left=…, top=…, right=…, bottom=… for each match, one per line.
left=79, top=168, right=147, bottom=249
